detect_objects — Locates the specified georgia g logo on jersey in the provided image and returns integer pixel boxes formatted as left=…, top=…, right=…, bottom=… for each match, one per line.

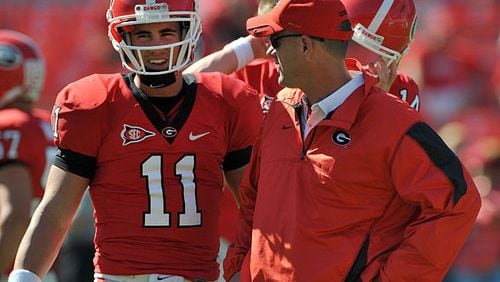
left=332, top=130, right=351, bottom=146
left=121, top=124, right=155, bottom=146
left=161, top=127, right=178, bottom=138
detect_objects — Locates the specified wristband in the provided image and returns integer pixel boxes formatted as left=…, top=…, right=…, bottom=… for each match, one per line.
left=224, top=37, right=254, bottom=71
left=8, top=269, right=42, bottom=282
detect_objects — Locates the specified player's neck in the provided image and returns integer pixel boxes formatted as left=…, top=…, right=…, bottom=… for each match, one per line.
left=134, top=72, right=184, bottom=98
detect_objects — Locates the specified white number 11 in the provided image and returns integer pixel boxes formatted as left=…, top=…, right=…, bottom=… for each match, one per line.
left=141, top=154, right=201, bottom=227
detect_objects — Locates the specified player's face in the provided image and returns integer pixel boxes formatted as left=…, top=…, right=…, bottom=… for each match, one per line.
left=129, top=22, right=182, bottom=71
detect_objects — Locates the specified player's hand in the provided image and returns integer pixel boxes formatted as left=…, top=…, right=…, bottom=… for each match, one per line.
left=246, top=35, right=269, bottom=59
left=368, top=57, right=399, bottom=92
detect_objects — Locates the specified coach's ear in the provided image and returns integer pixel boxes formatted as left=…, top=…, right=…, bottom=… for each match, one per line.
left=301, top=35, right=310, bottom=56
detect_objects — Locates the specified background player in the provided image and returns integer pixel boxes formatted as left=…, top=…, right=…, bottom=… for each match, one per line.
left=186, top=0, right=420, bottom=112
left=343, top=0, right=420, bottom=110
left=8, top=0, right=262, bottom=281
left=0, top=30, right=55, bottom=277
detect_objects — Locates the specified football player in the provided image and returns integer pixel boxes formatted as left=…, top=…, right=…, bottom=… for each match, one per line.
left=0, top=30, right=55, bottom=276
left=186, top=0, right=420, bottom=112
left=8, top=1, right=262, bottom=282
left=344, top=0, right=420, bottom=111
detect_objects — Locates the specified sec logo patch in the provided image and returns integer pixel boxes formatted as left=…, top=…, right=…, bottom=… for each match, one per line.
left=121, top=124, right=155, bottom=146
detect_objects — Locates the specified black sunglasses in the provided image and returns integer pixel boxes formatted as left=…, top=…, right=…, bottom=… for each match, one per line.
left=269, top=33, right=325, bottom=49
left=269, top=33, right=302, bottom=49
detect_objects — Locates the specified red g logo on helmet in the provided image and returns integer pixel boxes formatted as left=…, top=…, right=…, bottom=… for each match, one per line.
left=106, top=0, right=202, bottom=75
left=0, top=30, right=45, bottom=108
left=343, top=0, right=417, bottom=64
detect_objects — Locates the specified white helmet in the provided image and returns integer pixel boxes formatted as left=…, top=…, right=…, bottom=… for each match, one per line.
left=107, top=0, right=202, bottom=75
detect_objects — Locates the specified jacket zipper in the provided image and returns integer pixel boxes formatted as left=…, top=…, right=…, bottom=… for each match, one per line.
left=301, top=127, right=317, bottom=160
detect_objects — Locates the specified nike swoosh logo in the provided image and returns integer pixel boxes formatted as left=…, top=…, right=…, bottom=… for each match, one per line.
left=157, top=275, right=172, bottom=280
left=189, top=131, right=210, bottom=141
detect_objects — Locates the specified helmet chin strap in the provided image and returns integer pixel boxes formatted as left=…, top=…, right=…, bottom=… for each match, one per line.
left=139, top=70, right=177, bottom=88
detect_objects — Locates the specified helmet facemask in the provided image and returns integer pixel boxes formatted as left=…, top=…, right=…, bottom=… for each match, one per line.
left=351, top=23, right=402, bottom=66
left=107, top=2, right=202, bottom=76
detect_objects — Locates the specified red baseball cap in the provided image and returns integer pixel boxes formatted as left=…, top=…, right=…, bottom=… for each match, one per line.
left=246, top=0, right=353, bottom=40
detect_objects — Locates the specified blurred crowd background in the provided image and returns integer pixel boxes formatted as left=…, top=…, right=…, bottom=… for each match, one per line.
left=1, top=0, right=499, bottom=281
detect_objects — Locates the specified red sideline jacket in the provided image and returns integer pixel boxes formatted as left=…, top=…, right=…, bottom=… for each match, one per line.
left=224, top=71, right=481, bottom=281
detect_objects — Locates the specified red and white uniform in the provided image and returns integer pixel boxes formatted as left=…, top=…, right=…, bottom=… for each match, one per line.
left=52, top=72, right=262, bottom=280
left=0, top=108, right=54, bottom=198
left=345, top=58, right=420, bottom=112
left=0, top=108, right=54, bottom=274
left=224, top=71, right=480, bottom=281
left=232, top=58, right=282, bottom=112
left=233, top=58, right=420, bottom=113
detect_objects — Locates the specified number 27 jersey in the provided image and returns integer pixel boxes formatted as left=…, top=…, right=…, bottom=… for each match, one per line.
left=0, top=108, right=54, bottom=198
left=52, top=72, right=262, bottom=280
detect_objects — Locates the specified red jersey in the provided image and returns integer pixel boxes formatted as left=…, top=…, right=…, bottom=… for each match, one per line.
left=345, top=58, right=421, bottom=112
left=0, top=107, right=54, bottom=274
left=0, top=108, right=54, bottom=198
left=224, top=72, right=481, bottom=281
left=232, top=58, right=282, bottom=113
left=233, top=58, right=420, bottom=113
left=388, top=72, right=420, bottom=111
left=232, top=58, right=282, bottom=98
left=52, top=72, right=262, bottom=280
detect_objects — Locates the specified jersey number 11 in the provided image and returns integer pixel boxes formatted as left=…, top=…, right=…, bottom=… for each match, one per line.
left=142, top=154, right=201, bottom=227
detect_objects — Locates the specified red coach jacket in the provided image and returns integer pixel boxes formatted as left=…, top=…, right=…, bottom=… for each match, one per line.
left=224, top=72, right=481, bottom=281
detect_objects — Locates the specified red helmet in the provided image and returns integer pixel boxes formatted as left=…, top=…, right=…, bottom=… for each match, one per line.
left=0, top=30, right=44, bottom=108
left=343, top=0, right=417, bottom=64
left=107, top=0, right=202, bottom=75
